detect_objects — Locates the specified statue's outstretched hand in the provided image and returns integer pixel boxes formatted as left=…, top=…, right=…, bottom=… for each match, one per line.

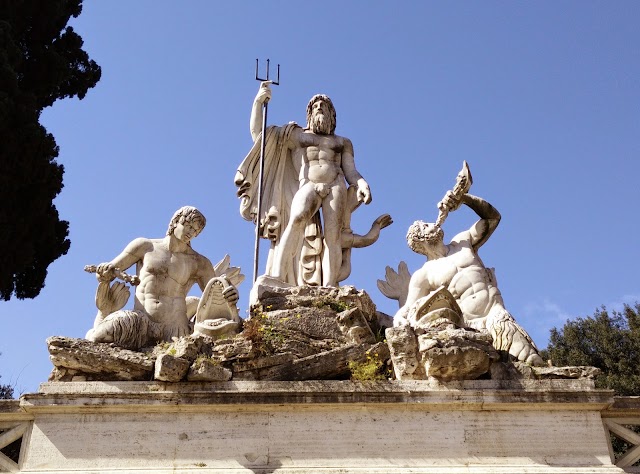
left=363, top=214, right=393, bottom=242
left=255, top=81, right=272, bottom=105
left=373, top=214, right=393, bottom=230
left=357, top=179, right=372, bottom=204
left=222, top=285, right=239, bottom=306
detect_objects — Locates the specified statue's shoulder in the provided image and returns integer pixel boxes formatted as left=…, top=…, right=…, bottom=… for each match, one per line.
left=188, top=248, right=213, bottom=270
left=334, top=132, right=349, bottom=141
left=411, top=261, right=432, bottom=280
left=283, top=122, right=302, bottom=138
left=125, top=237, right=155, bottom=252
left=267, top=122, right=302, bottom=147
left=196, top=251, right=213, bottom=265
left=275, top=122, right=301, bottom=134
left=450, top=230, right=472, bottom=246
left=337, top=134, right=353, bottom=149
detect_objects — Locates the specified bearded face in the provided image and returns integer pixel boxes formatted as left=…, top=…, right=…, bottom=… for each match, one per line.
left=306, top=94, right=336, bottom=135
left=311, top=107, right=332, bottom=135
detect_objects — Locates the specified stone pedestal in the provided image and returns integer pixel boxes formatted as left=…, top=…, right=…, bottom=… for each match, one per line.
left=2, top=380, right=624, bottom=473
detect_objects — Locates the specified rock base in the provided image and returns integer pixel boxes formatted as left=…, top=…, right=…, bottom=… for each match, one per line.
left=48, top=285, right=390, bottom=383
left=386, top=321, right=600, bottom=382
left=48, top=284, right=599, bottom=384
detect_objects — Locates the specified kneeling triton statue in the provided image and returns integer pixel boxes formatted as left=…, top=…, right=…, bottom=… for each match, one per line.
left=381, top=163, right=543, bottom=366
left=85, top=206, right=243, bottom=350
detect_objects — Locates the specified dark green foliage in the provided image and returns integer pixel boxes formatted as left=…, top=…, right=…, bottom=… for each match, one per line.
left=0, top=353, right=14, bottom=399
left=541, top=303, right=640, bottom=396
left=0, top=0, right=100, bottom=300
left=0, top=353, right=20, bottom=462
left=0, top=380, right=13, bottom=399
left=311, top=298, right=350, bottom=313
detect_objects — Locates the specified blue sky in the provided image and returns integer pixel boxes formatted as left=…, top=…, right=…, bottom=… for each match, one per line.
left=1, top=2, right=639, bottom=394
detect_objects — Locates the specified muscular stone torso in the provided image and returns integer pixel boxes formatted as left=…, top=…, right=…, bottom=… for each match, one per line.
left=422, top=239, right=504, bottom=321
left=293, top=131, right=345, bottom=185
left=133, top=240, right=200, bottom=329
left=271, top=128, right=355, bottom=287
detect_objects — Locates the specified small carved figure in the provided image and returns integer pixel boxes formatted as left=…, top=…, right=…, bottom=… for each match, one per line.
left=236, top=82, right=390, bottom=287
left=85, top=206, right=243, bottom=350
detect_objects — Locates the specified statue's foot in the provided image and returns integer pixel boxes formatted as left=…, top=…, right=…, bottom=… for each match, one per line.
left=509, top=333, right=545, bottom=366
left=525, top=352, right=545, bottom=366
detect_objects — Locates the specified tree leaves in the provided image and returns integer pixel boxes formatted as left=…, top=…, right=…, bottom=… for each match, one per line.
left=0, top=0, right=101, bottom=300
left=0, top=353, right=14, bottom=399
left=542, top=303, right=640, bottom=396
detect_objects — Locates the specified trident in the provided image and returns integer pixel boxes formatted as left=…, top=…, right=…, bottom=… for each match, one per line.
left=253, top=59, right=280, bottom=283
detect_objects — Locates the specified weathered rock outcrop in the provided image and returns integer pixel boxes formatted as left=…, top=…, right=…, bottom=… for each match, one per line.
left=384, top=294, right=599, bottom=382
left=48, top=284, right=598, bottom=384
left=47, top=336, right=155, bottom=381
left=48, top=286, right=390, bottom=383
left=386, top=318, right=499, bottom=381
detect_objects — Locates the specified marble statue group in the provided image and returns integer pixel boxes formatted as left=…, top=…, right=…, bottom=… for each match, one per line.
left=84, top=81, right=544, bottom=377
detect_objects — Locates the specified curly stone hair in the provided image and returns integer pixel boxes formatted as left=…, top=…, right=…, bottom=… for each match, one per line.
left=166, top=206, right=206, bottom=240
left=406, top=221, right=444, bottom=255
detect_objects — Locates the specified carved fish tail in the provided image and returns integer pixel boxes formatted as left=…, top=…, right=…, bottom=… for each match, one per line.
left=89, top=310, right=152, bottom=350
left=95, top=281, right=130, bottom=316
left=487, top=308, right=544, bottom=366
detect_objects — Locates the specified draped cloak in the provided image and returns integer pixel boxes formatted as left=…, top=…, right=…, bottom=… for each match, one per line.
left=235, top=124, right=323, bottom=285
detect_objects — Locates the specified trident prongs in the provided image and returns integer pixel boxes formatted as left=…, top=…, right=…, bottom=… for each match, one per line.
left=252, top=59, right=281, bottom=283
left=255, top=58, right=280, bottom=85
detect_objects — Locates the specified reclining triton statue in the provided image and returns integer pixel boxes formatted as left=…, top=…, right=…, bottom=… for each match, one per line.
left=85, top=206, right=244, bottom=350
left=379, top=163, right=544, bottom=366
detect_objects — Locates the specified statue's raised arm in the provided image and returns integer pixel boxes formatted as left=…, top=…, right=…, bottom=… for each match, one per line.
left=250, top=81, right=272, bottom=142
left=446, top=193, right=501, bottom=251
